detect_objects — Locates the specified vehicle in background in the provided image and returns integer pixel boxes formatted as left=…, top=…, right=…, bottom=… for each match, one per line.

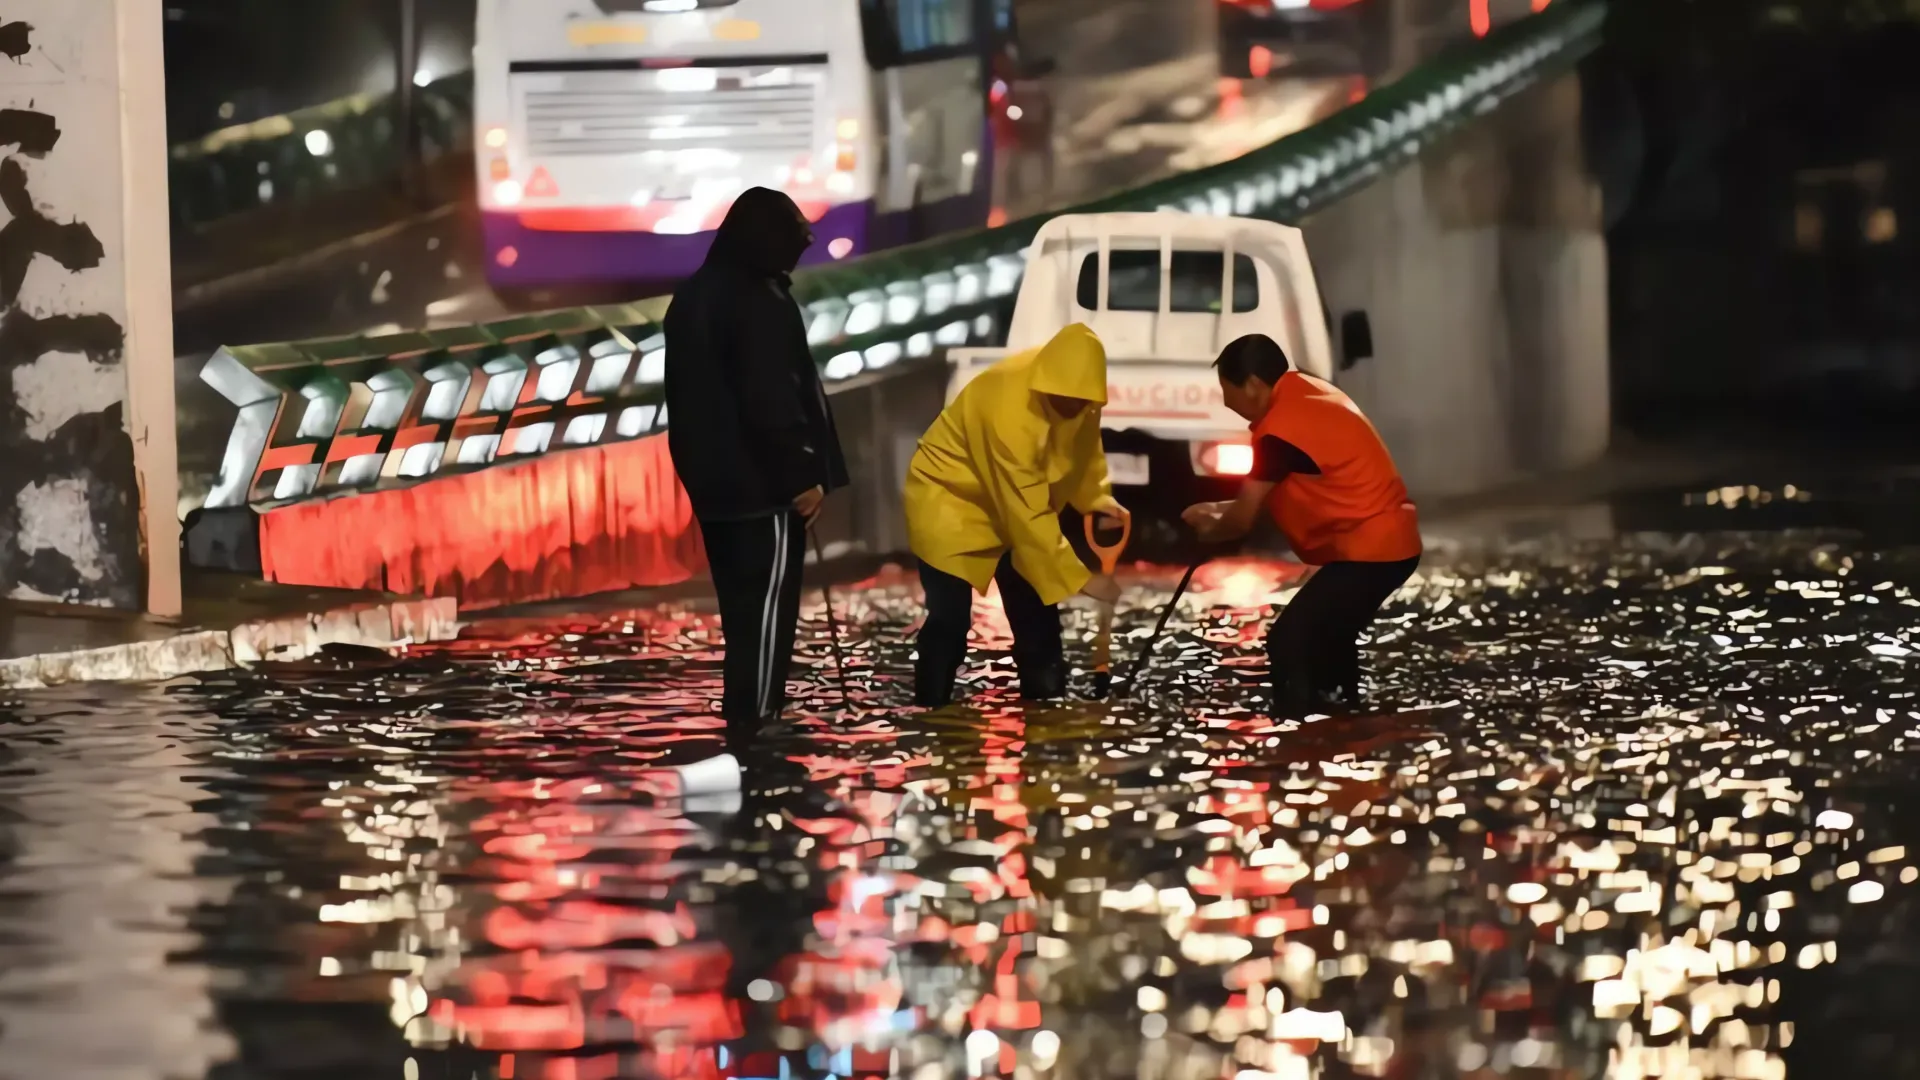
left=946, top=212, right=1374, bottom=540
left=1217, top=0, right=1370, bottom=79
left=989, top=35, right=1057, bottom=221
left=473, top=0, right=1018, bottom=293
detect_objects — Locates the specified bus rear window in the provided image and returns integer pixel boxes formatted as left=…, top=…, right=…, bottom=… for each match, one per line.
left=862, top=0, right=978, bottom=65
left=1077, top=251, right=1261, bottom=313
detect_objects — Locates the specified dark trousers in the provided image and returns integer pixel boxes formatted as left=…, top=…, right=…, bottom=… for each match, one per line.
left=702, top=510, right=807, bottom=726
left=916, top=555, right=1064, bottom=706
left=1269, top=555, right=1420, bottom=710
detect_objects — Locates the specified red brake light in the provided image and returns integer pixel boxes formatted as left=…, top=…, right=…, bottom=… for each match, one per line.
left=1200, top=442, right=1254, bottom=477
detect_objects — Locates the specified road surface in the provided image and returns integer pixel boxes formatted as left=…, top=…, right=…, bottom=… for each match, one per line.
left=6, top=459, right=1920, bottom=1078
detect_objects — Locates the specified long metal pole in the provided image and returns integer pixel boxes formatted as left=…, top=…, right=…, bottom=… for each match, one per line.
left=396, top=0, right=420, bottom=200
left=1118, top=559, right=1204, bottom=689
left=809, top=530, right=853, bottom=708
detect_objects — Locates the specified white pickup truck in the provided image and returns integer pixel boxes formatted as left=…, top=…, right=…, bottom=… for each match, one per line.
left=947, top=212, right=1372, bottom=525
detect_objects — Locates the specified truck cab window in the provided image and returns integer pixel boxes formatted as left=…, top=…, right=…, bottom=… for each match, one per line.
left=1076, top=250, right=1261, bottom=313
left=1169, top=251, right=1262, bottom=313
left=1076, top=250, right=1162, bottom=312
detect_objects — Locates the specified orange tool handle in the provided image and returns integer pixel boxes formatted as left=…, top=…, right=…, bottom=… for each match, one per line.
left=1084, top=510, right=1129, bottom=676
left=1083, top=511, right=1132, bottom=576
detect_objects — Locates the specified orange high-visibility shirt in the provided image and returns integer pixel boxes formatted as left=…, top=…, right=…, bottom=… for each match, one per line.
left=1252, top=371, right=1422, bottom=565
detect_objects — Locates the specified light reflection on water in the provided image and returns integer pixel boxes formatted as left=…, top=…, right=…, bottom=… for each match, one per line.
left=4, top=533, right=1920, bottom=1079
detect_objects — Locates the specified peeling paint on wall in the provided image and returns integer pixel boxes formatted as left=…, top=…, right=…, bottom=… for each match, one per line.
left=13, top=347, right=123, bottom=441
left=0, top=3, right=139, bottom=609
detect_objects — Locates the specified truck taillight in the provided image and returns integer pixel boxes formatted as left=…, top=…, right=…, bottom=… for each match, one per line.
left=484, top=126, right=509, bottom=150
left=1198, top=441, right=1254, bottom=477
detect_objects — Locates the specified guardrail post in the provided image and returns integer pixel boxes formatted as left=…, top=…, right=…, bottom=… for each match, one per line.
left=0, top=0, right=179, bottom=615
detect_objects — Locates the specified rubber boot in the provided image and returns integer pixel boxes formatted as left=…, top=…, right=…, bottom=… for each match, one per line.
left=1018, top=658, right=1068, bottom=702
left=1269, top=678, right=1358, bottom=718
left=914, top=650, right=961, bottom=708
left=1268, top=655, right=1318, bottom=718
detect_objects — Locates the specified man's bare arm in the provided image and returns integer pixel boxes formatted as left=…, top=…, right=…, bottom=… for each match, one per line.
left=1182, top=479, right=1277, bottom=543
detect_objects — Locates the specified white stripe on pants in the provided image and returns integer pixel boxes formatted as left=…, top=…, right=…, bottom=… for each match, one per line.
left=756, top=512, right=790, bottom=717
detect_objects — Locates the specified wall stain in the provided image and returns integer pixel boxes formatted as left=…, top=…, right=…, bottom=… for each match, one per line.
left=0, top=20, right=29, bottom=62
left=0, top=17, right=141, bottom=609
left=0, top=108, right=57, bottom=156
left=0, top=309, right=136, bottom=608
left=0, top=157, right=104, bottom=307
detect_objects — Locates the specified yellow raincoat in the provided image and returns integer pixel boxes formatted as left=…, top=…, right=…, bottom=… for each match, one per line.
left=905, top=323, right=1115, bottom=606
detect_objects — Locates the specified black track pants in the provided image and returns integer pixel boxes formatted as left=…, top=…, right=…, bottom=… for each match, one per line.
left=1268, top=555, right=1420, bottom=709
left=916, top=555, right=1064, bottom=706
left=702, top=510, right=807, bottom=725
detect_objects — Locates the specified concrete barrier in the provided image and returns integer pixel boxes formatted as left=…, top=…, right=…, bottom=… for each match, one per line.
left=806, top=359, right=957, bottom=564
left=0, top=596, right=460, bottom=690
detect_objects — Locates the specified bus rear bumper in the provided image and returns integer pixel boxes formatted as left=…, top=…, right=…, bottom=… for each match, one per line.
left=480, top=201, right=875, bottom=289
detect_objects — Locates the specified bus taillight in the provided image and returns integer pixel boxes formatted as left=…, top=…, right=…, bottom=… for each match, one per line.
left=484, top=126, right=509, bottom=150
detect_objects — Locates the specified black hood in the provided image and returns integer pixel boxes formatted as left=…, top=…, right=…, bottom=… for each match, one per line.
left=707, top=187, right=815, bottom=276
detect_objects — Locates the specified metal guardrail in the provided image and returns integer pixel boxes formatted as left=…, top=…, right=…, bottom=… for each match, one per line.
left=200, top=0, right=1606, bottom=514
left=169, top=73, right=473, bottom=233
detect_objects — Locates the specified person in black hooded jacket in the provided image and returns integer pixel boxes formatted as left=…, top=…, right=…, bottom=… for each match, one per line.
left=665, top=187, right=850, bottom=732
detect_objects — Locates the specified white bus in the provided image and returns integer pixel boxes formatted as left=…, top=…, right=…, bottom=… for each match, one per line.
left=473, top=0, right=1012, bottom=292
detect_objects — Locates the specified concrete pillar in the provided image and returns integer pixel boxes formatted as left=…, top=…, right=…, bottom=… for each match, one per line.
left=1305, top=71, right=1610, bottom=500
left=0, top=0, right=179, bottom=616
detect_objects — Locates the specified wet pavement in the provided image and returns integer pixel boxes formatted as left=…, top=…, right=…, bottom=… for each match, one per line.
left=8, top=477, right=1920, bottom=1080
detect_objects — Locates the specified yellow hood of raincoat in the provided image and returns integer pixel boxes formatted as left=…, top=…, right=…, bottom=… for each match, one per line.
left=904, top=323, right=1113, bottom=606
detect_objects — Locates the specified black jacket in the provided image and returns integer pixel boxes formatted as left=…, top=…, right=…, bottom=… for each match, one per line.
left=664, top=188, right=849, bottom=522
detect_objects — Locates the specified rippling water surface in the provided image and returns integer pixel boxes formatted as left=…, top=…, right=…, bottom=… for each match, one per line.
left=6, top=506, right=1920, bottom=1080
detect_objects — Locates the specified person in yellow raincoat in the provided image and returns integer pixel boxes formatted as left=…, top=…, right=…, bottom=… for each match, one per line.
left=904, top=323, right=1129, bottom=706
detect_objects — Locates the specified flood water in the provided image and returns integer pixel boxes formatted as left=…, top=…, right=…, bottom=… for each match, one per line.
left=6, top=484, right=1920, bottom=1080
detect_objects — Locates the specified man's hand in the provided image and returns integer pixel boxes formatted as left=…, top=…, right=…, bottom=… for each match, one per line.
left=793, top=485, right=826, bottom=524
left=1089, top=495, right=1131, bottom=532
left=1080, top=573, right=1121, bottom=606
left=1182, top=500, right=1230, bottom=542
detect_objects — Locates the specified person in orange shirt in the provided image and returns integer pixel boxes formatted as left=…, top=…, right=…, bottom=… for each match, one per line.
left=1183, top=334, right=1422, bottom=714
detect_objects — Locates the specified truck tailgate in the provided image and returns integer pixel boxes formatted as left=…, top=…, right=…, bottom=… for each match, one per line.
left=1103, top=359, right=1241, bottom=434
